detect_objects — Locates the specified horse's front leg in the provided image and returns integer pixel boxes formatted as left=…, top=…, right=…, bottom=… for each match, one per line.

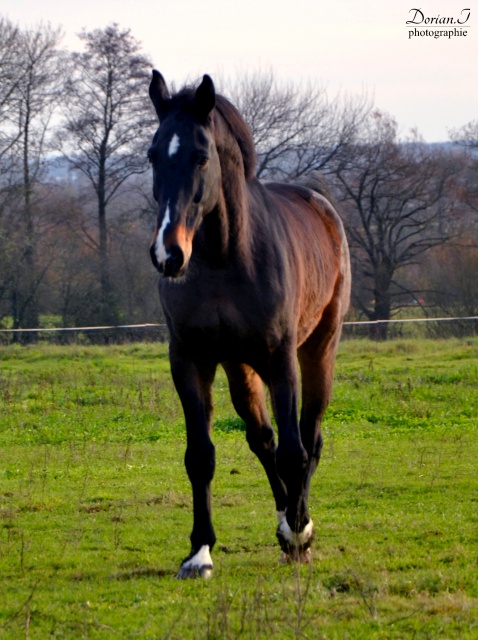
left=169, top=343, right=217, bottom=579
left=269, top=344, right=314, bottom=562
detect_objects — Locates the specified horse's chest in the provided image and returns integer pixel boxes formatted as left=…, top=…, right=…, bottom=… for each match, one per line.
left=160, top=283, right=282, bottom=360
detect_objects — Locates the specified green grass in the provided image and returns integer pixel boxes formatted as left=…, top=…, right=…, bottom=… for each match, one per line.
left=0, top=339, right=477, bottom=638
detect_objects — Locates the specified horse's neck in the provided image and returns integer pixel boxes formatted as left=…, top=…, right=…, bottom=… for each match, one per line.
left=220, top=167, right=254, bottom=269
left=198, top=196, right=229, bottom=267
left=197, top=118, right=256, bottom=270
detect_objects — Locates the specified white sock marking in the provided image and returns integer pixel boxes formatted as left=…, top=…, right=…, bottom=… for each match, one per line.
left=278, top=516, right=314, bottom=546
left=182, top=545, right=213, bottom=571
left=168, top=133, right=180, bottom=157
left=154, top=201, right=171, bottom=264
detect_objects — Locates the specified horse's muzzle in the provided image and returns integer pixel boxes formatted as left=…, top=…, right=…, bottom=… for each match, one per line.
left=163, top=245, right=185, bottom=278
left=150, top=243, right=185, bottom=278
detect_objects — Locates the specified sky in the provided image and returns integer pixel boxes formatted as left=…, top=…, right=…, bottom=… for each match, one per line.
left=2, top=0, right=476, bottom=142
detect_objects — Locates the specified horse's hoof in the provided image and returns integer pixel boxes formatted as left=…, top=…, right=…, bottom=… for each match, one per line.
left=176, top=545, right=213, bottom=580
left=276, top=515, right=314, bottom=561
left=277, top=515, right=314, bottom=547
left=176, top=564, right=213, bottom=579
left=300, top=547, right=312, bottom=563
left=280, top=547, right=311, bottom=564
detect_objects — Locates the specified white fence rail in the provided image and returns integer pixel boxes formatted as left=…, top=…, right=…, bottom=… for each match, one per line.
left=0, top=317, right=477, bottom=334
left=343, top=316, right=478, bottom=326
left=0, top=323, right=166, bottom=334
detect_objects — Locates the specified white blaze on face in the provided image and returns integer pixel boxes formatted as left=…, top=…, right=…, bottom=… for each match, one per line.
left=154, top=201, right=171, bottom=264
left=168, top=133, right=180, bottom=157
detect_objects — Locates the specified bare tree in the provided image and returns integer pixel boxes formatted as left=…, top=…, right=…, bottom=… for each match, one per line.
left=0, top=18, right=21, bottom=316
left=0, top=19, right=22, bottom=168
left=426, top=243, right=478, bottom=319
left=450, top=119, right=478, bottom=221
left=0, top=22, right=64, bottom=335
left=225, top=69, right=370, bottom=180
left=59, top=23, right=154, bottom=324
left=450, top=119, right=478, bottom=151
left=334, top=111, right=460, bottom=338
left=15, top=25, right=64, bottom=331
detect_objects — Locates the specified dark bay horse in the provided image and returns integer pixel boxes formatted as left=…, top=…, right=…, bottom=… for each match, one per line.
left=148, top=71, right=351, bottom=579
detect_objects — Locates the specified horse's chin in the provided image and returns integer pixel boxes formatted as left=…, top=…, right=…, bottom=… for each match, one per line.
left=158, top=261, right=188, bottom=279
left=160, top=267, right=188, bottom=280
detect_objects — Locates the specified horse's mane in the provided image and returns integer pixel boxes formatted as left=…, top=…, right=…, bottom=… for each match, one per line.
left=172, top=84, right=256, bottom=181
left=214, top=94, right=256, bottom=180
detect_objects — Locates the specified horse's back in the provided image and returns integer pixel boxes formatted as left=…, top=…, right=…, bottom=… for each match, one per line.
left=262, top=177, right=349, bottom=281
left=264, top=176, right=346, bottom=252
left=261, top=176, right=351, bottom=343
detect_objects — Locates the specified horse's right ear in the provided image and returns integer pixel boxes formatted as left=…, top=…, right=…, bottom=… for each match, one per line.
left=149, top=70, right=170, bottom=120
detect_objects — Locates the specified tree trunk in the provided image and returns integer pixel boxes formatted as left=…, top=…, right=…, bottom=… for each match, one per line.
left=20, top=111, right=39, bottom=341
left=97, top=155, right=118, bottom=326
left=369, top=261, right=393, bottom=340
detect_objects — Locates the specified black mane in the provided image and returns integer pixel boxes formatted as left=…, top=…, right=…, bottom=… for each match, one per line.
left=214, top=94, right=256, bottom=180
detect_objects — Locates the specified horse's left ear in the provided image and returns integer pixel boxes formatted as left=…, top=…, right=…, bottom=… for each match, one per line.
left=149, top=70, right=170, bottom=121
left=194, top=75, right=216, bottom=122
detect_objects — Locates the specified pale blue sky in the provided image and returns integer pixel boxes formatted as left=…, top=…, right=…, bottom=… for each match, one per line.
left=3, top=0, right=476, bottom=141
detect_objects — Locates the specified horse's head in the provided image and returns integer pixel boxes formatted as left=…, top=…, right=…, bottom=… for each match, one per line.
left=148, top=71, right=221, bottom=278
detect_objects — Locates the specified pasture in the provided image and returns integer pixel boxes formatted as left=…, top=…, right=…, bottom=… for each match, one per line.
left=0, top=338, right=477, bottom=638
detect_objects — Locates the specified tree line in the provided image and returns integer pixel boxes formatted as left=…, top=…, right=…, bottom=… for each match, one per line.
left=0, top=18, right=477, bottom=341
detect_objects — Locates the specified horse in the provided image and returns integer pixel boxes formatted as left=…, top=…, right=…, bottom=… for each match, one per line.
left=147, top=70, right=351, bottom=579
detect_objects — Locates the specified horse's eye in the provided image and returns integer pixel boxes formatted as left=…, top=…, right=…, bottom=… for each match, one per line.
left=197, top=157, right=209, bottom=170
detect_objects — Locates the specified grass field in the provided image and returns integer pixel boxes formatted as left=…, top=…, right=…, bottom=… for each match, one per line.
left=0, top=338, right=477, bottom=639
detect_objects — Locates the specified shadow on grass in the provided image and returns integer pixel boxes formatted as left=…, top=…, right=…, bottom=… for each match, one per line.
left=112, top=567, right=174, bottom=580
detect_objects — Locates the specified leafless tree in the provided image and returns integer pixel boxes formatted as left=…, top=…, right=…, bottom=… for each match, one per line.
left=0, top=19, right=22, bottom=168
left=0, top=18, right=20, bottom=314
left=450, top=119, right=478, bottom=221
left=224, top=69, right=370, bottom=180
left=59, top=23, right=154, bottom=324
left=333, top=111, right=461, bottom=338
left=426, top=243, right=478, bottom=320
left=0, top=21, right=64, bottom=335
left=0, top=18, right=23, bottom=244
left=450, top=119, right=478, bottom=151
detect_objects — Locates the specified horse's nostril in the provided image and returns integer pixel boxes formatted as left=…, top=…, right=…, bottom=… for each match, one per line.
left=164, top=245, right=184, bottom=277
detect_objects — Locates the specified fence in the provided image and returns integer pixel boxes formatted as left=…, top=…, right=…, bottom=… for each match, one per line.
left=0, top=316, right=477, bottom=344
left=0, top=323, right=168, bottom=345
left=343, top=316, right=478, bottom=339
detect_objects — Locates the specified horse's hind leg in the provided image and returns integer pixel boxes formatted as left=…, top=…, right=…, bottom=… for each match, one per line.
left=296, top=320, right=343, bottom=551
left=267, top=344, right=313, bottom=562
left=223, top=362, right=288, bottom=518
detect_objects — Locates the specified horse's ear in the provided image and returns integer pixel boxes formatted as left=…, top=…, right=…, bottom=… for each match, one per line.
left=194, top=75, right=215, bottom=122
left=149, top=70, right=170, bottom=120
